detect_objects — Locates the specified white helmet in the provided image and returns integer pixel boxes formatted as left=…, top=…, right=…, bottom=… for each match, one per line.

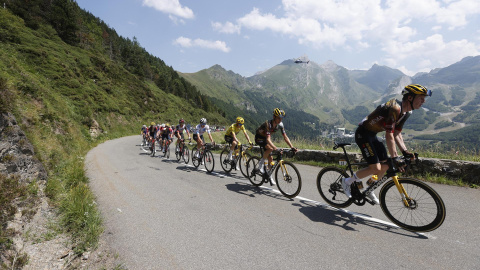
left=200, top=118, right=207, bottom=124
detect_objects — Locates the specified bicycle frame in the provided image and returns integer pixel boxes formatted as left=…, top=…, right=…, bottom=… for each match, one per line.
left=335, top=142, right=414, bottom=207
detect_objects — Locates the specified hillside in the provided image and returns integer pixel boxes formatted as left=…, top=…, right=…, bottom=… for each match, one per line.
left=0, top=3, right=226, bottom=268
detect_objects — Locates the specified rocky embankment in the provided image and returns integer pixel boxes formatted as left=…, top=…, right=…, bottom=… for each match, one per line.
left=0, top=112, right=115, bottom=269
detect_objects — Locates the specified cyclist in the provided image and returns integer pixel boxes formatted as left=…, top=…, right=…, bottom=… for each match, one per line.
left=147, top=122, right=158, bottom=153
left=141, top=124, right=148, bottom=146
left=255, top=108, right=297, bottom=179
left=225, top=117, right=253, bottom=161
left=161, top=123, right=174, bottom=153
left=193, top=118, right=215, bottom=157
left=341, top=84, right=432, bottom=204
left=175, top=118, right=191, bottom=152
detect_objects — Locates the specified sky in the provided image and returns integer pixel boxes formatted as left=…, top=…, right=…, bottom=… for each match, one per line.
left=75, top=0, right=480, bottom=77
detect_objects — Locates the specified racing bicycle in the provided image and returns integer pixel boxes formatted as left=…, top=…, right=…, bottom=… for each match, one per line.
left=220, top=143, right=253, bottom=177
left=192, top=143, right=215, bottom=173
left=246, top=148, right=302, bottom=198
left=175, top=138, right=190, bottom=164
left=316, top=142, right=446, bottom=232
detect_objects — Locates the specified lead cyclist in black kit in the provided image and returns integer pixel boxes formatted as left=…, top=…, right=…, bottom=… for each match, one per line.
left=341, top=84, right=432, bottom=204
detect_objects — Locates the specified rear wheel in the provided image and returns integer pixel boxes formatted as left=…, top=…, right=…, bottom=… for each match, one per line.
left=204, top=151, right=215, bottom=173
left=220, top=148, right=233, bottom=173
left=192, top=148, right=201, bottom=168
left=246, top=156, right=263, bottom=186
left=275, top=161, right=302, bottom=198
left=316, top=167, right=352, bottom=208
left=379, top=178, right=446, bottom=232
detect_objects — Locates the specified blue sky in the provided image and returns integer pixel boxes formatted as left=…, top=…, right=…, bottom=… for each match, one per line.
left=76, top=0, right=480, bottom=77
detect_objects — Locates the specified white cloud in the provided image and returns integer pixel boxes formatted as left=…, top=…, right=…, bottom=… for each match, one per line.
left=212, top=21, right=241, bottom=34
left=142, top=0, right=194, bottom=19
left=222, top=0, right=479, bottom=73
left=173, top=37, right=231, bottom=52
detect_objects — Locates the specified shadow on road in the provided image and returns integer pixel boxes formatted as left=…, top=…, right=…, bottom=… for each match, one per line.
left=291, top=199, right=428, bottom=238
left=225, top=181, right=292, bottom=202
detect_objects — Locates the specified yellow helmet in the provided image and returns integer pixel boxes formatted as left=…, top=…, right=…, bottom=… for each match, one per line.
left=273, top=108, right=286, bottom=118
left=151, top=122, right=155, bottom=126
left=402, top=84, right=432, bottom=96
left=236, top=117, right=244, bottom=124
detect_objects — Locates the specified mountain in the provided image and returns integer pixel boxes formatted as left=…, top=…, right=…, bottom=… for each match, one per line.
left=349, top=64, right=405, bottom=94
left=180, top=55, right=480, bottom=146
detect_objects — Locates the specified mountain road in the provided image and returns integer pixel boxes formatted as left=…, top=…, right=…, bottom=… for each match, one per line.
left=85, top=135, right=480, bottom=270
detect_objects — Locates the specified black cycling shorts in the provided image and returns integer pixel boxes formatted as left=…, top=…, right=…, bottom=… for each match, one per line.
left=255, top=134, right=267, bottom=149
left=355, top=126, right=388, bottom=165
left=224, top=135, right=234, bottom=144
left=193, top=134, right=204, bottom=142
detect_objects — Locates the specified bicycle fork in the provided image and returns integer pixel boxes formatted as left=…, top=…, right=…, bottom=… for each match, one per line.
left=391, top=176, right=413, bottom=208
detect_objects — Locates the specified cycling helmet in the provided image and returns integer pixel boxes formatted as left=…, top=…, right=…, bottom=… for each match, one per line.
left=179, top=118, right=185, bottom=124
left=162, top=124, right=165, bottom=128
left=142, top=125, right=147, bottom=128
left=151, top=122, right=155, bottom=126
left=273, top=108, right=286, bottom=118
left=200, top=118, right=207, bottom=124
left=236, top=117, right=245, bottom=124
left=165, top=123, right=170, bottom=127
left=402, top=84, right=432, bottom=97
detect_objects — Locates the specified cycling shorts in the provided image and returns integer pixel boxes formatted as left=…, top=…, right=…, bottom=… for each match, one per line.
left=193, top=134, right=204, bottom=142
left=224, top=135, right=234, bottom=144
left=255, top=134, right=267, bottom=149
left=161, top=134, right=171, bottom=140
left=355, top=126, right=388, bottom=165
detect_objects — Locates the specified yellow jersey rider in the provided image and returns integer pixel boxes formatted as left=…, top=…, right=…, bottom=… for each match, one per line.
left=224, top=117, right=252, bottom=161
left=342, top=84, right=432, bottom=204
left=255, top=108, right=297, bottom=177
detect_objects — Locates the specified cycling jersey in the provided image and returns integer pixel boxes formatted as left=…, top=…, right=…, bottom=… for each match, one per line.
left=359, top=99, right=411, bottom=134
left=175, top=124, right=188, bottom=134
left=193, top=124, right=211, bottom=135
left=255, top=120, right=285, bottom=137
left=225, top=123, right=245, bottom=137
left=148, top=125, right=157, bottom=137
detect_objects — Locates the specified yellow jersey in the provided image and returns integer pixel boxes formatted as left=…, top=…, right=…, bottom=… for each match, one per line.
left=225, top=123, right=245, bottom=137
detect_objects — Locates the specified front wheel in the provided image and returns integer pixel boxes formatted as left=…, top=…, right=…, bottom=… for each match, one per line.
left=316, top=167, right=352, bottom=208
left=220, top=148, right=233, bottom=173
left=175, top=144, right=182, bottom=161
left=238, top=152, right=252, bottom=178
left=246, top=156, right=263, bottom=186
left=182, top=146, right=190, bottom=164
left=379, top=178, right=446, bottom=232
left=203, top=150, right=215, bottom=173
left=275, top=161, right=302, bottom=198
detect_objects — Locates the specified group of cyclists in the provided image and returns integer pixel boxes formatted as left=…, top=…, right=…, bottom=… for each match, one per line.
left=141, top=119, right=191, bottom=154
left=140, top=84, right=432, bottom=204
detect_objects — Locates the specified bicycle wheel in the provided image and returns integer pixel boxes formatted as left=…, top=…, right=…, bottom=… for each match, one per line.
left=316, top=167, right=352, bottom=208
left=182, top=146, right=190, bottom=164
left=275, top=161, right=302, bottom=198
left=163, top=143, right=168, bottom=157
left=379, top=178, right=446, bottom=232
left=220, top=148, right=233, bottom=173
left=191, top=146, right=198, bottom=162
left=204, top=150, right=215, bottom=173
left=192, top=148, right=201, bottom=168
left=175, top=145, right=181, bottom=161
left=151, top=141, right=156, bottom=157
left=246, top=156, right=263, bottom=186
left=238, top=152, right=252, bottom=178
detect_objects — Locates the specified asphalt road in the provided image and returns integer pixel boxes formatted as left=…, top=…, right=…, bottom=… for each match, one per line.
left=85, top=135, right=480, bottom=270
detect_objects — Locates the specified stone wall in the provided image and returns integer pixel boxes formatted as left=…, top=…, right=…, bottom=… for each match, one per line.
left=215, top=144, right=479, bottom=185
